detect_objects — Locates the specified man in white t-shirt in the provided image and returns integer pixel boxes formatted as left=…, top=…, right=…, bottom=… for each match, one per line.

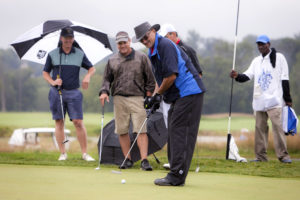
left=230, top=35, right=292, bottom=163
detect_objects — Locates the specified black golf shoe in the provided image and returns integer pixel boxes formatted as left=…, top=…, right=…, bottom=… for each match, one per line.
left=141, top=159, right=153, bottom=171
left=154, top=177, right=184, bottom=186
left=119, top=158, right=133, bottom=169
left=280, top=159, right=292, bottom=164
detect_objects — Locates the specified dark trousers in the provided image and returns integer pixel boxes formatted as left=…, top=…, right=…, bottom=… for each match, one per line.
left=166, top=93, right=204, bottom=185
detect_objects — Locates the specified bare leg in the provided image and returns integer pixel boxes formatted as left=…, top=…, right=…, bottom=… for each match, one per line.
left=55, top=119, right=66, bottom=154
left=137, top=133, right=148, bottom=160
left=73, top=119, right=87, bottom=154
left=119, top=133, right=131, bottom=160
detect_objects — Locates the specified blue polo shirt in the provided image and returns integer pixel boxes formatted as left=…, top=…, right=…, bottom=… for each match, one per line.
left=149, top=34, right=206, bottom=103
left=44, top=47, right=93, bottom=90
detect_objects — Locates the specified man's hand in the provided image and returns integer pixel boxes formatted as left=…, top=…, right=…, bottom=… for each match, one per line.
left=82, top=67, right=96, bottom=90
left=53, top=78, right=62, bottom=87
left=82, top=75, right=90, bottom=90
left=286, top=102, right=293, bottom=107
left=230, top=70, right=238, bottom=79
left=147, top=93, right=162, bottom=111
left=99, top=93, right=109, bottom=107
left=144, top=96, right=152, bottom=109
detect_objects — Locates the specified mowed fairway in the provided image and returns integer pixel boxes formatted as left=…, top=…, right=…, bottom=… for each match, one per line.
left=0, top=164, right=299, bottom=200
left=0, top=112, right=255, bottom=136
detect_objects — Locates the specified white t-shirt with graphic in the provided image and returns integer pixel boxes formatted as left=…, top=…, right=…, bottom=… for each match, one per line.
left=243, top=50, right=289, bottom=111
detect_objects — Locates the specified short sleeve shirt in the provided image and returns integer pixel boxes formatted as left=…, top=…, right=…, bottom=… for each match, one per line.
left=148, top=34, right=206, bottom=103
left=43, top=47, right=93, bottom=90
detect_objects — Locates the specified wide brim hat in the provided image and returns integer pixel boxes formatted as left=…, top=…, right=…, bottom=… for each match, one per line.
left=132, top=22, right=160, bottom=43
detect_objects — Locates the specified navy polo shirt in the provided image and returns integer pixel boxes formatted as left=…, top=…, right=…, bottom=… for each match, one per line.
left=44, top=47, right=93, bottom=90
left=148, top=34, right=206, bottom=103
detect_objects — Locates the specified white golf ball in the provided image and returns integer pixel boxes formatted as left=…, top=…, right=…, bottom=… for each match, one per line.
left=121, top=179, right=126, bottom=184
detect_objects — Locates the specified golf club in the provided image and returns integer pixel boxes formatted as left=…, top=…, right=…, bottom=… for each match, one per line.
left=111, top=105, right=156, bottom=174
left=134, top=81, right=161, bottom=164
left=95, top=105, right=105, bottom=170
left=226, top=0, right=240, bottom=159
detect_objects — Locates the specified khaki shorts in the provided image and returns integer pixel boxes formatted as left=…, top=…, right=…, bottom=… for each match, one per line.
left=114, top=95, right=147, bottom=135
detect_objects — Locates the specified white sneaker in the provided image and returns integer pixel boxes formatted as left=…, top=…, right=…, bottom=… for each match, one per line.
left=58, top=153, right=67, bottom=161
left=163, top=163, right=170, bottom=170
left=82, top=153, right=95, bottom=162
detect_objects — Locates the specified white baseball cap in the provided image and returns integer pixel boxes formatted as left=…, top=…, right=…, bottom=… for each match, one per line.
left=159, top=24, right=176, bottom=37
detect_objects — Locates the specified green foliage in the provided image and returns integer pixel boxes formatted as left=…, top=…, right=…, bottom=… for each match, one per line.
left=0, top=112, right=114, bottom=136
left=185, top=32, right=300, bottom=114
left=1, top=32, right=300, bottom=114
left=81, top=64, right=114, bottom=113
left=290, top=52, right=300, bottom=112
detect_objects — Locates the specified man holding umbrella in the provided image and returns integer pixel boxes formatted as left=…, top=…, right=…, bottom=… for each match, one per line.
left=43, top=27, right=95, bottom=161
left=133, top=22, right=206, bottom=186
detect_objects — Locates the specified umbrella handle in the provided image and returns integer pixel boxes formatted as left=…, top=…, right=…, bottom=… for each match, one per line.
left=57, top=74, right=62, bottom=95
left=152, top=153, right=160, bottom=164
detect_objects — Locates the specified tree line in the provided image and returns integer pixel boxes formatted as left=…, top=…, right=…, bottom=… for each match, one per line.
left=0, top=32, right=299, bottom=114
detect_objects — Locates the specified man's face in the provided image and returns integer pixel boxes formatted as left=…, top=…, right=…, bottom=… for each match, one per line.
left=60, top=36, right=74, bottom=48
left=257, top=42, right=270, bottom=55
left=117, top=40, right=131, bottom=56
left=165, top=32, right=177, bottom=43
left=140, top=29, right=156, bottom=48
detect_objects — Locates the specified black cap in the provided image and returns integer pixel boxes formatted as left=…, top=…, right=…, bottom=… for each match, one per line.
left=60, top=27, right=74, bottom=37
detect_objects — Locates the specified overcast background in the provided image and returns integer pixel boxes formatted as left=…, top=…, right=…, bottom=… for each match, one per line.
left=0, top=0, right=299, bottom=49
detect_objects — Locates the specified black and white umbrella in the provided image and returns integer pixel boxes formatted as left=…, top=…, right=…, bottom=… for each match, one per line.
left=11, top=19, right=113, bottom=65
left=97, top=112, right=168, bottom=165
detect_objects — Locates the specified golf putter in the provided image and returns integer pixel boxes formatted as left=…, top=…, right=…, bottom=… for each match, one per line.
left=112, top=117, right=148, bottom=174
left=95, top=105, right=105, bottom=170
left=111, top=105, right=156, bottom=174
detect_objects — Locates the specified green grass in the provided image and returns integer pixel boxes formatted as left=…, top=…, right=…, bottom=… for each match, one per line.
left=0, top=112, right=255, bottom=136
left=1, top=111, right=300, bottom=199
left=1, top=164, right=299, bottom=200
left=0, top=151, right=300, bottom=178
left=200, top=116, right=255, bottom=133
left=0, top=112, right=114, bottom=137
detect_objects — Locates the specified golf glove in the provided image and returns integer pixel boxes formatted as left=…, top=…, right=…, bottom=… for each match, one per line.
left=144, top=96, right=152, bottom=109
left=149, top=93, right=162, bottom=111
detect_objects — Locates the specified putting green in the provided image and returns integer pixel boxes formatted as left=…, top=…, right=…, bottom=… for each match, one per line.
left=0, top=164, right=299, bottom=200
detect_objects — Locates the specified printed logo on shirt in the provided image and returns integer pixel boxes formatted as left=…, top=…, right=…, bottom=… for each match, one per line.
left=258, top=70, right=272, bottom=91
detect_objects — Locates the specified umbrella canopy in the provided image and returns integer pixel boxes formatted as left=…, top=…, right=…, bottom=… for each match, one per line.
left=97, top=112, right=168, bottom=165
left=11, top=19, right=113, bottom=65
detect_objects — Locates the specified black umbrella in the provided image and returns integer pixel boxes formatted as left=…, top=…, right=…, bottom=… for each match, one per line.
left=97, top=111, right=168, bottom=165
left=11, top=19, right=112, bottom=65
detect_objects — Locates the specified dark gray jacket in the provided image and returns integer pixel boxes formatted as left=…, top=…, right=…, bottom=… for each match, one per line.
left=99, top=49, right=155, bottom=97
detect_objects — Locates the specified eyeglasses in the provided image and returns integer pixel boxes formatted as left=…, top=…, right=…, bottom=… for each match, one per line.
left=140, top=31, right=151, bottom=42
